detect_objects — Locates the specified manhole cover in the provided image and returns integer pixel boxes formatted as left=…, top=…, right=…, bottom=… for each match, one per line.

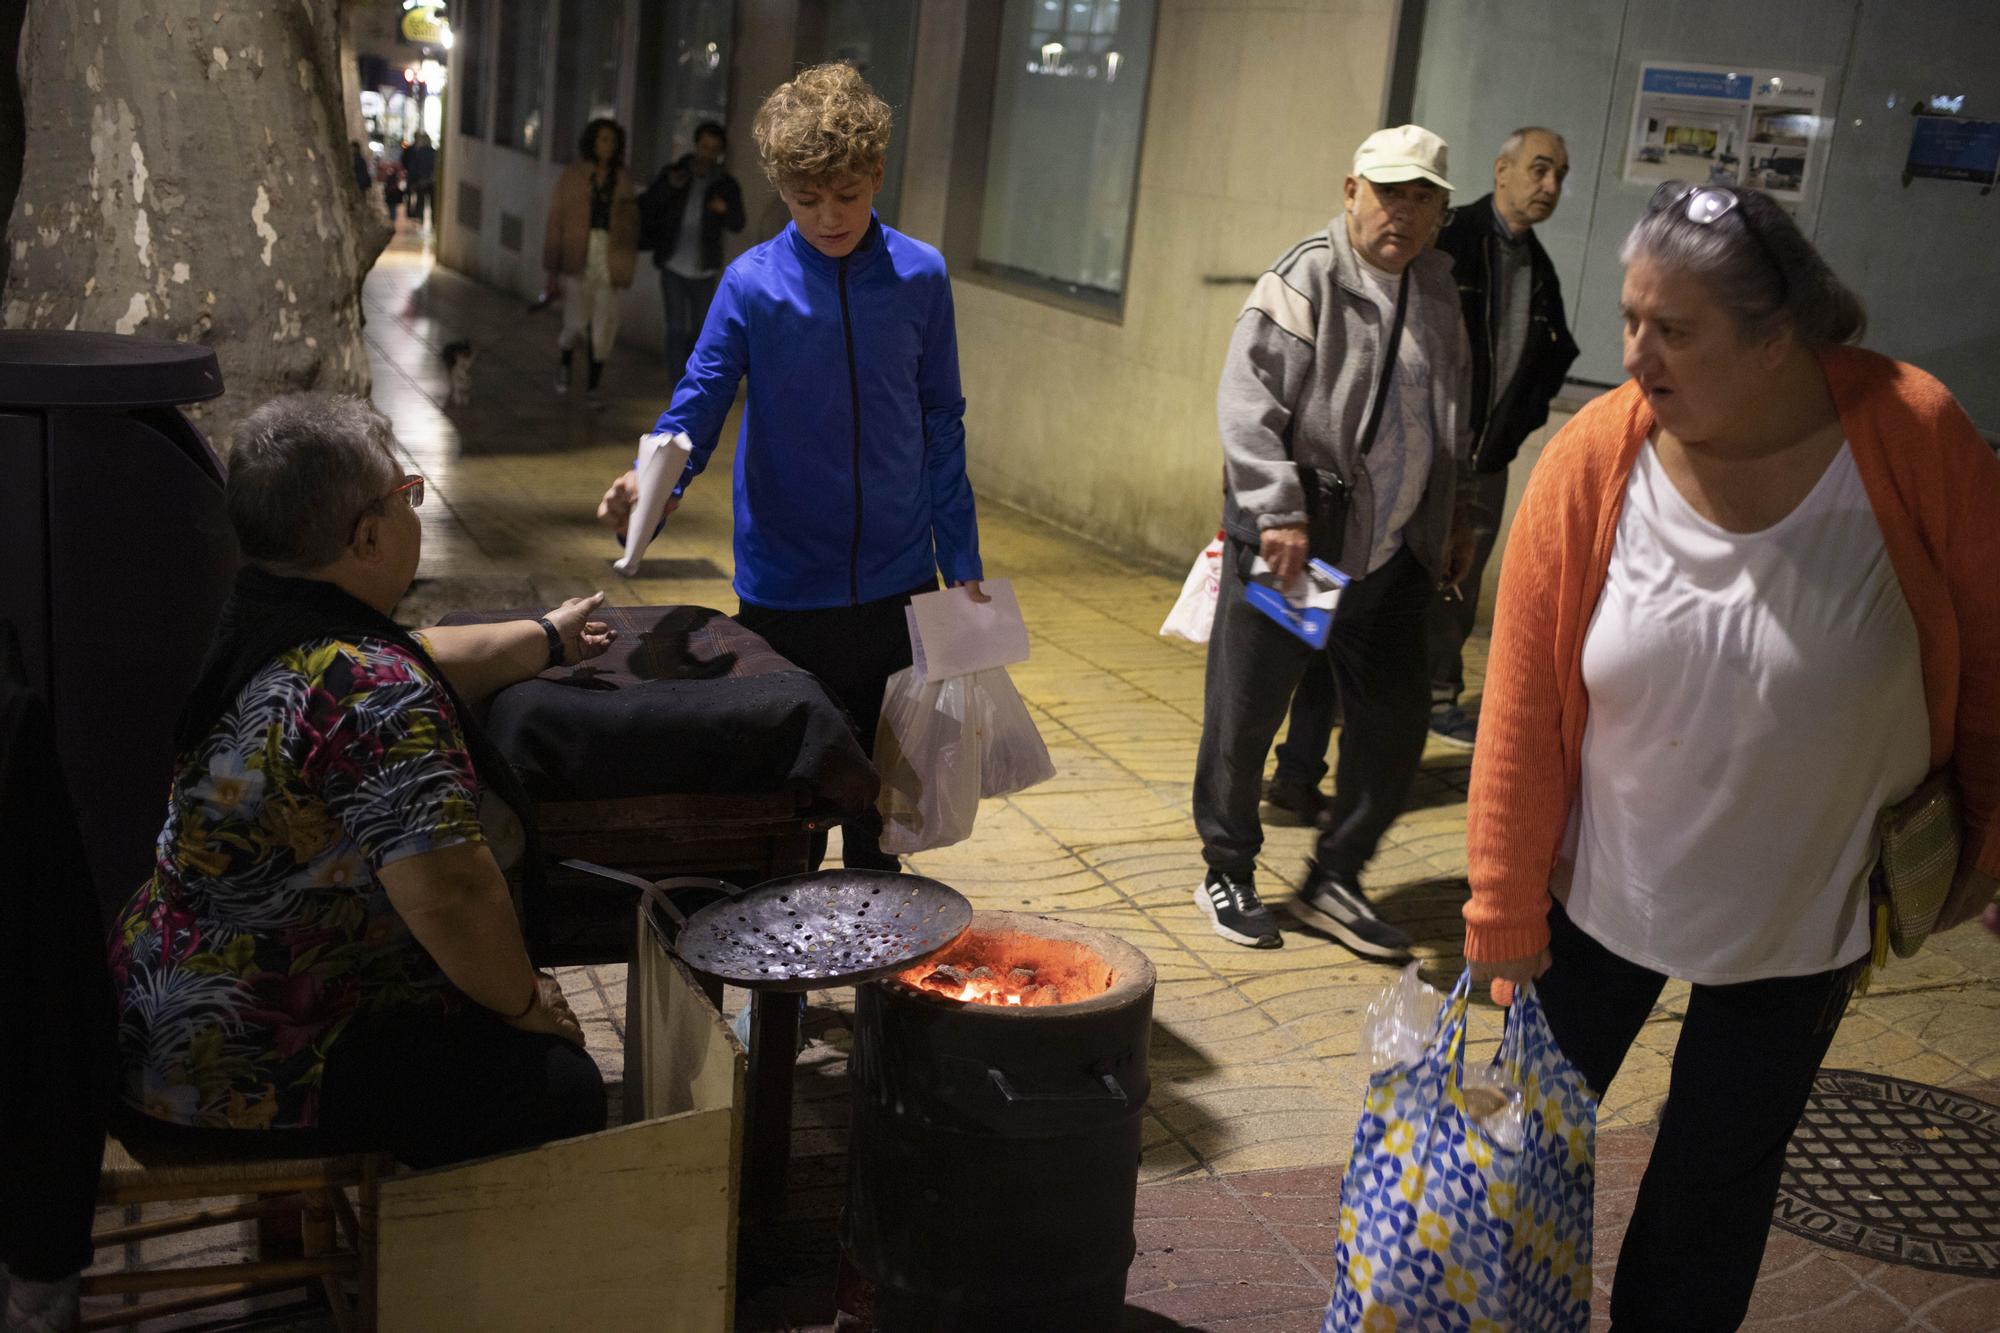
left=1773, top=1069, right=2000, bottom=1274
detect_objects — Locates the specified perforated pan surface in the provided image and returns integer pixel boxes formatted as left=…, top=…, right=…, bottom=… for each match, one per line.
left=674, top=869, right=972, bottom=991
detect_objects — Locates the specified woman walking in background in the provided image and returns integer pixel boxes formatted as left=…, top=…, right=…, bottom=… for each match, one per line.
left=545, top=117, right=640, bottom=408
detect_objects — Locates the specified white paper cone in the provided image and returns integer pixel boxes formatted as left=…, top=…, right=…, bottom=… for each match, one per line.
left=611, top=431, right=693, bottom=576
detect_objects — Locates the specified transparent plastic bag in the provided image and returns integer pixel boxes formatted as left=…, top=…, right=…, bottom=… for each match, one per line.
left=973, top=667, right=1055, bottom=798
left=874, top=668, right=981, bottom=854
left=1358, top=963, right=1524, bottom=1152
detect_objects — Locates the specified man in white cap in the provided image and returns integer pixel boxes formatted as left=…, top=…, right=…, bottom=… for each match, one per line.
left=1192, top=124, right=1474, bottom=956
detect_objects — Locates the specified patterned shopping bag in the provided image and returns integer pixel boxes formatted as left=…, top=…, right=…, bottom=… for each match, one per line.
left=1322, top=971, right=1597, bottom=1333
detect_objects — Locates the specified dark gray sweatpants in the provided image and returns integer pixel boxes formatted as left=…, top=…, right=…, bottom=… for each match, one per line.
left=1193, top=538, right=1431, bottom=882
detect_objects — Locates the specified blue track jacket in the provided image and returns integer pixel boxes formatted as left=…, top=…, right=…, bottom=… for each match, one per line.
left=656, top=216, right=982, bottom=610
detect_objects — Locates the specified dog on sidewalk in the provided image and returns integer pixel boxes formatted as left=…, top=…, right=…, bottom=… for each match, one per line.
left=440, top=339, right=476, bottom=407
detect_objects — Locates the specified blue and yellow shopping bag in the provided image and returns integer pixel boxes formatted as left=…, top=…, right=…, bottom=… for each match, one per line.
left=1322, top=971, right=1597, bottom=1332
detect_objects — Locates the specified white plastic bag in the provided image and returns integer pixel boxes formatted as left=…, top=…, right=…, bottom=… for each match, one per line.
left=974, top=667, right=1055, bottom=798
left=874, top=668, right=981, bottom=854
left=1159, top=533, right=1226, bottom=643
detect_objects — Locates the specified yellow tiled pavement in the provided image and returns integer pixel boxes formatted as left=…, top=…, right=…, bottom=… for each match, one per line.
left=363, top=236, right=2000, bottom=1189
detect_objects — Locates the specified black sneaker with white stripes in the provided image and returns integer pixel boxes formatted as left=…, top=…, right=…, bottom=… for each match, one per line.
left=1288, top=862, right=1412, bottom=961
left=1196, top=870, right=1282, bottom=949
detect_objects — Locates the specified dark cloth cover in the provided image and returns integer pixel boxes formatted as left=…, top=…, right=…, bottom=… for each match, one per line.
left=0, top=621, right=117, bottom=1280
left=437, top=605, right=879, bottom=817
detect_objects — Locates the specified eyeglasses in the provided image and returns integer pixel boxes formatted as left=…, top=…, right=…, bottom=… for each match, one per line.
left=349, top=474, right=425, bottom=543
left=1648, top=181, right=1787, bottom=302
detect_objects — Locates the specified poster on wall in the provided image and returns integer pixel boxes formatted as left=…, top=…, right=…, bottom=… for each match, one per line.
left=1623, top=62, right=1827, bottom=203
left=1903, top=116, right=2000, bottom=193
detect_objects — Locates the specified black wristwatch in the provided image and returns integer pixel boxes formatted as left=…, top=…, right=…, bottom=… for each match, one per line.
left=535, top=616, right=564, bottom=670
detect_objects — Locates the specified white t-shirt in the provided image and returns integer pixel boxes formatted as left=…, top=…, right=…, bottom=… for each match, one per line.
left=664, top=174, right=717, bottom=279
left=1353, top=257, right=1433, bottom=574
left=1562, top=440, right=1928, bottom=984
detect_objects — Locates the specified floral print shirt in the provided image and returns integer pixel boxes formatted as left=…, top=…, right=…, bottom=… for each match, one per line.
left=110, top=636, right=486, bottom=1130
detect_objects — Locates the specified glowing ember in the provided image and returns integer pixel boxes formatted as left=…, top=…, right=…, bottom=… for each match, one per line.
left=889, top=925, right=1115, bottom=1008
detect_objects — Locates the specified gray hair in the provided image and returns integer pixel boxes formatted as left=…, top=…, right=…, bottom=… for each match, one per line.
left=225, top=394, right=401, bottom=572
left=1499, top=126, right=1565, bottom=161
left=1620, top=186, right=1865, bottom=346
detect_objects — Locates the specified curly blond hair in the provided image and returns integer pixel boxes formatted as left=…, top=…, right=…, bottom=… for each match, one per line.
left=752, top=62, right=892, bottom=190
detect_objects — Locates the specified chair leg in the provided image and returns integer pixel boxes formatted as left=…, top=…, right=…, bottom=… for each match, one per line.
left=356, top=1156, right=381, bottom=1332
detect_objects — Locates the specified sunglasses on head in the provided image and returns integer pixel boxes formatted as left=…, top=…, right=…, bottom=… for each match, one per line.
left=1648, top=181, right=1788, bottom=302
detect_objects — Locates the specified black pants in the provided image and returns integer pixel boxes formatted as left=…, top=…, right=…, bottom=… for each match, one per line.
left=1425, top=464, right=1509, bottom=706
left=734, top=580, right=934, bottom=869
left=1193, top=541, right=1431, bottom=881
left=1273, top=653, right=1339, bottom=788
left=1538, top=900, right=1861, bottom=1331
left=660, top=268, right=722, bottom=383
left=116, top=1007, right=606, bottom=1172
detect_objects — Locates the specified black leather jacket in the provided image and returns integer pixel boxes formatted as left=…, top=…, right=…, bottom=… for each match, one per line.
left=640, top=156, right=746, bottom=272
left=1436, top=193, right=1581, bottom=473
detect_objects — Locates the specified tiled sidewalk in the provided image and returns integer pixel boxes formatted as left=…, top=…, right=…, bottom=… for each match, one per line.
left=81, top=233, right=1999, bottom=1329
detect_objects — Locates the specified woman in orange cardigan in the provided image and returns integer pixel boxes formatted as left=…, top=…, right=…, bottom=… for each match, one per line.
left=1463, top=183, right=2000, bottom=1328
left=544, top=117, right=640, bottom=407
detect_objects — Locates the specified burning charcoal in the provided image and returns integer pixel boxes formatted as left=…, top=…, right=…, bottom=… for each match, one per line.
left=1025, top=985, right=1064, bottom=1007
left=968, top=966, right=997, bottom=982
left=1008, top=967, right=1039, bottom=987
left=921, top=964, right=970, bottom=992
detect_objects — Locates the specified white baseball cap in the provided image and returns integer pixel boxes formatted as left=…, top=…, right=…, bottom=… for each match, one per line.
left=1352, top=124, right=1453, bottom=191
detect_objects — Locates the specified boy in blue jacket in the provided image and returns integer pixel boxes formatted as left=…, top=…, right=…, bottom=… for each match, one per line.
left=598, top=62, right=984, bottom=870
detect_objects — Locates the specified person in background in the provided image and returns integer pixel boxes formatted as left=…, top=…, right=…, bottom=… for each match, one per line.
left=595, top=64, right=983, bottom=873
left=1424, top=126, right=1579, bottom=748
left=644, top=121, right=747, bottom=382
left=1194, top=125, right=1475, bottom=955
left=1465, top=183, right=2000, bottom=1327
left=380, top=157, right=404, bottom=228
left=403, top=130, right=437, bottom=230
left=110, top=394, right=615, bottom=1169
left=545, top=117, right=641, bottom=409
left=349, top=140, right=372, bottom=198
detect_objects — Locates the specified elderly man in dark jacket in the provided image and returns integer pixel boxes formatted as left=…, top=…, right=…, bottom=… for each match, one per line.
left=642, top=122, right=747, bottom=380
left=1424, top=126, right=1580, bottom=748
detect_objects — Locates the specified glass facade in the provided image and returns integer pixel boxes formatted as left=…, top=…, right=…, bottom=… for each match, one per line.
left=491, top=0, right=549, bottom=153
left=551, top=2, right=626, bottom=164
left=630, top=1, right=736, bottom=180
left=454, top=0, right=485, bottom=139
left=976, top=0, right=1157, bottom=306
left=814, top=0, right=920, bottom=224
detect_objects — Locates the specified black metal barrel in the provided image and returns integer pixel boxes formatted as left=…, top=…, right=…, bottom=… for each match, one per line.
left=840, top=914, right=1155, bottom=1332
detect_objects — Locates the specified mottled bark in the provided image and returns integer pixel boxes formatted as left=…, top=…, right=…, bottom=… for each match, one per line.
left=3, top=1, right=389, bottom=446
left=0, top=0, right=26, bottom=292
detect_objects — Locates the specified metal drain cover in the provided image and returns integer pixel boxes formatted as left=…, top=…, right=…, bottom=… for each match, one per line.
left=1773, top=1069, right=2000, bottom=1274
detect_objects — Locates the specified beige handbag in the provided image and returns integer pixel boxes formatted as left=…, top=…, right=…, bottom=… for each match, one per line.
left=1871, top=770, right=1962, bottom=963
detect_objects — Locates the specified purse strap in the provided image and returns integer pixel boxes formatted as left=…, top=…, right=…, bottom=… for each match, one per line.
left=1356, top=267, right=1411, bottom=458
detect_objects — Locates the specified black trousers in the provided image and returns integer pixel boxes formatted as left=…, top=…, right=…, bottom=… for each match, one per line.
left=117, top=1007, right=606, bottom=1172
left=1537, top=900, right=1862, bottom=1331
left=734, top=580, right=935, bottom=869
left=660, top=268, right=722, bottom=383
left=1193, top=541, right=1431, bottom=881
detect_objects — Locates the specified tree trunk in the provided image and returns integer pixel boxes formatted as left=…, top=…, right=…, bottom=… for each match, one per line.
left=2, top=1, right=389, bottom=447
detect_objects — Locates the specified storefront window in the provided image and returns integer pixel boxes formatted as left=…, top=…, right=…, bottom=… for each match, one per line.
left=551, top=2, right=625, bottom=164
left=976, top=0, right=1157, bottom=308
left=816, top=0, right=919, bottom=225
left=454, top=0, right=485, bottom=139
left=491, top=0, right=548, bottom=154
left=630, top=1, right=735, bottom=179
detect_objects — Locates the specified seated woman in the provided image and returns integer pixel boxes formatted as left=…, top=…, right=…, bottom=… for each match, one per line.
left=109, top=394, right=616, bottom=1169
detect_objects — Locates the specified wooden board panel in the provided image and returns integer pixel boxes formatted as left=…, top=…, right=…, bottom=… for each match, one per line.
left=632, top=909, right=745, bottom=1123
left=376, top=1109, right=736, bottom=1333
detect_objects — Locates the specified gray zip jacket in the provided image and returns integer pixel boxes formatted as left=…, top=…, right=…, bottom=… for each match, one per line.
left=1218, top=218, right=1474, bottom=578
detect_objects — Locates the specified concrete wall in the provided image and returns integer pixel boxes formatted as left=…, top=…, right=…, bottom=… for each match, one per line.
left=929, top=1, right=1402, bottom=571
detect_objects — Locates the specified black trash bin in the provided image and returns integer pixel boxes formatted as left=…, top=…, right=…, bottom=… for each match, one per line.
left=0, top=331, right=236, bottom=922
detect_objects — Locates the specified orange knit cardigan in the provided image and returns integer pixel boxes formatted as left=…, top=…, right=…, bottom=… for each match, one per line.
left=1463, top=346, right=2000, bottom=965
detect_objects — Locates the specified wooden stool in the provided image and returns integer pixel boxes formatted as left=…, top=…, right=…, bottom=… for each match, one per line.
left=82, top=1132, right=390, bottom=1331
